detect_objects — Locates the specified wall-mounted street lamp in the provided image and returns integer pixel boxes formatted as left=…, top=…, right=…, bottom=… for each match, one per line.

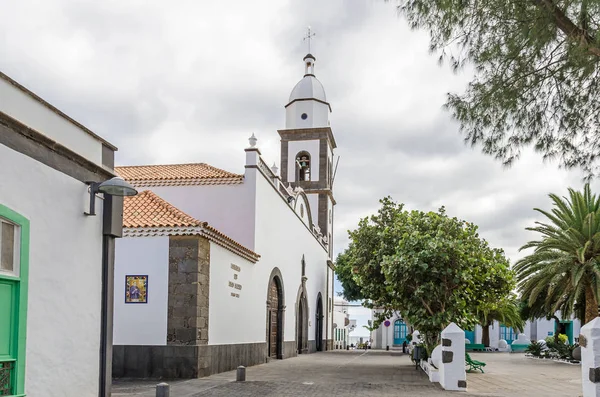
left=85, top=176, right=138, bottom=216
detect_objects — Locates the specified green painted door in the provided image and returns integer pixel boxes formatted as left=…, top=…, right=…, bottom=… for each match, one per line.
left=0, top=280, right=16, bottom=396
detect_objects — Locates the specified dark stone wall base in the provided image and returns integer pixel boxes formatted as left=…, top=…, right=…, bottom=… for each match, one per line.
left=113, top=342, right=267, bottom=379
left=307, top=340, right=317, bottom=353
left=283, top=341, right=297, bottom=359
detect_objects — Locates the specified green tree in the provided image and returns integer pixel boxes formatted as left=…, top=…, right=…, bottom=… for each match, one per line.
left=335, top=198, right=515, bottom=353
left=395, top=1, right=600, bottom=177
left=477, top=296, right=524, bottom=347
left=515, top=184, right=600, bottom=325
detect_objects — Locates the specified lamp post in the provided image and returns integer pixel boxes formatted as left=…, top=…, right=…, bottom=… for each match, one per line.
left=84, top=176, right=137, bottom=397
left=85, top=176, right=138, bottom=216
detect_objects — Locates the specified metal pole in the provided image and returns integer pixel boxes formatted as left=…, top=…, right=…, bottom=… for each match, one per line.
left=386, top=326, right=389, bottom=351
left=236, top=366, right=246, bottom=382
left=156, top=383, right=170, bottom=397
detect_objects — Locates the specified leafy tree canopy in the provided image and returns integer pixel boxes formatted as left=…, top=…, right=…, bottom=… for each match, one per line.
left=396, top=1, right=600, bottom=177
left=335, top=197, right=515, bottom=351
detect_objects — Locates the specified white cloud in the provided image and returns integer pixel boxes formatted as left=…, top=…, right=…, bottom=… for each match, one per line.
left=0, top=0, right=592, bottom=298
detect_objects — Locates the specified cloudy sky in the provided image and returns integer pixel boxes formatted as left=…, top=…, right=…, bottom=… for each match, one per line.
left=1, top=0, right=591, bottom=336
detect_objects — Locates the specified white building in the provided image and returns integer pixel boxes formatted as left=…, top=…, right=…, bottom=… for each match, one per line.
left=0, top=71, right=125, bottom=396
left=371, top=311, right=411, bottom=350
left=332, top=297, right=356, bottom=349
left=371, top=308, right=582, bottom=350
left=468, top=315, right=582, bottom=349
left=112, top=52, right=339, bottom=378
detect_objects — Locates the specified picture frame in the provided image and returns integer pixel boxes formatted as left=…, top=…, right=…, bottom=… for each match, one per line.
left=125, top=275, right=148, bottom=304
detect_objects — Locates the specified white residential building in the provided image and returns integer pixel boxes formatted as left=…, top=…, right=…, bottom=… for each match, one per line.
left=0, top=71, right=124, bottom=397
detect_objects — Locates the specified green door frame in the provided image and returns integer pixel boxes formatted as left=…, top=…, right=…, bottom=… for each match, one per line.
left=0, top=204, right=30, bottom=397
left=558, top=321, right=574, bottom=344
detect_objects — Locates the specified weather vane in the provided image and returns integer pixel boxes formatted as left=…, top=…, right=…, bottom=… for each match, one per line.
left=303, top=26, right=316, bottom=53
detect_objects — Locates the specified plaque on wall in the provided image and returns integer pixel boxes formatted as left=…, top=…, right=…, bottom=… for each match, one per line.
left=125, top=275, right=148, bottom=303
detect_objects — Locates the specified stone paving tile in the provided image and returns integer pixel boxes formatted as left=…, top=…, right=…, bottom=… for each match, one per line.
left=466, top=352, right=581, bottom=397
left=112, top=349, right=583, bottom=397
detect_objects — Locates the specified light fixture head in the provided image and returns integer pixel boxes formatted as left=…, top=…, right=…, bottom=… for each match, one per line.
left=97, top=176, right=138, bottom=197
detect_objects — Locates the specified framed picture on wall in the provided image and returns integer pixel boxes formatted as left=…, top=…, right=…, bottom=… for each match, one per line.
left=125, top=275, right=148, bottom=303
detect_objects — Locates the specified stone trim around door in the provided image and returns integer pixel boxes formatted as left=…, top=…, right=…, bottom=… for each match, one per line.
left=265, top=267, right=285, bottom=360
left=167, top=236, right=210, bottom=346
left=0, top=204, right=30, bottom=397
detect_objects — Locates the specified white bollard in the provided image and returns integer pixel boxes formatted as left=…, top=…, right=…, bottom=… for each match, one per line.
left=580, top=317, right=600, bottom=396
left=439, top=322, right=467, bottom=392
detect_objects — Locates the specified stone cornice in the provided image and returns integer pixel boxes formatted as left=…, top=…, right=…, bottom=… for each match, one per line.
left=278, top=127, right=337, bottom=149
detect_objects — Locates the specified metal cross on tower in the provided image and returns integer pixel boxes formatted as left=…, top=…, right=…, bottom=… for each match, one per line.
left=303, top=26, right=316, bottom=53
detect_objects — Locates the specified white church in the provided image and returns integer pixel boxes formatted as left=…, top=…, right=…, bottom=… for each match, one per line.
left=111, top=52, right=338, bottom=378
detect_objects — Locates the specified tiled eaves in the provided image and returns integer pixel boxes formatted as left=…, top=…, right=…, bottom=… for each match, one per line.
left=125, top=177, right=243, bottom=188
left=123, top=226, right=260, bottom=263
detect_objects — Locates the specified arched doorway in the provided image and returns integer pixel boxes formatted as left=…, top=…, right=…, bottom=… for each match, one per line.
left=266, top=269, right=284, bottom=359
left=296, top=292, right=308, bottom=354
left=315, top=293, right=324, bottom=351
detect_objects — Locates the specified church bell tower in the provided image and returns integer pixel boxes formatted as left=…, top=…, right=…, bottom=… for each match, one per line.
left=278, top=50, right=337, bottom=257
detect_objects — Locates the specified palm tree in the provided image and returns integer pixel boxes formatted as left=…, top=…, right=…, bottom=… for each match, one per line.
left=515, top=184, right=600, bottom=325
left=477, top=297, right=524, bottom=347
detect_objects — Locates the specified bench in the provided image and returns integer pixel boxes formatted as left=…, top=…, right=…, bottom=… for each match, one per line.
left=465, top=353, right=486, bottom=373
left=465, top=343, right=486, bottom=351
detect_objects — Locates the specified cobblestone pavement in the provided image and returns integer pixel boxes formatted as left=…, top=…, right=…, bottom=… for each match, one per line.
left=466, top=352, right=581, bottom=396
left=113, top=350, right=582, bottom=396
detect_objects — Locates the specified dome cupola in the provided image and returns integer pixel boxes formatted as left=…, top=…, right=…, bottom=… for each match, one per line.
left=285, top=53, right=331, bottom=129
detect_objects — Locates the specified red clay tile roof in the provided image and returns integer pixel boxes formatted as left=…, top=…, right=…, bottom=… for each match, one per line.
left=123, top=190, right=259, bottom=262
left=123, top=190, right=201, bottom=228
left=115, top=163, right=244, bottom=187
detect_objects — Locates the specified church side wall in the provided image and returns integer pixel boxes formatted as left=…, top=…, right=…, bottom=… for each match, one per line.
left=252, top=171, right=329, bottom=352
left=148, top=183, right=256, bottom=250
left=208, top=242, right=261, bottom=345
left=0, top=143, right=104, bottom=397
left=113, top=236, right=169, bottom=345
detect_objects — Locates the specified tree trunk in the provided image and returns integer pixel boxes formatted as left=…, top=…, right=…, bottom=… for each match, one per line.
left=482, top=324, right=490, bottom=347
left=585, top=284, right=598, bottom=325
left=423, top=332, right=440, bottom=356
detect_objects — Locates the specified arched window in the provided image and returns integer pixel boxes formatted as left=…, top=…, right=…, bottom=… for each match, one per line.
left=295, top=152, right=311, bottom=181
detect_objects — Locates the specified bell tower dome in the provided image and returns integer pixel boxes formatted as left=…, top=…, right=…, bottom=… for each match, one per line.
left=285, top=54, right=332, bottom=129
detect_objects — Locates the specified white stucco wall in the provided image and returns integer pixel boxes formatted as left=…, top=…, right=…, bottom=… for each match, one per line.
left=307, top=194, right=319, bottom=226
left=113, top=236, right=169, bottom=345
left=285, top=100, right=330, bottom=129
left=0, top=143, right=104, bottom=397
left=287, top=140, right=321, bottom=182
left=252, top=169, right=330, bottom=345
left=147, top=182, right=256, bottom=250
left=0, top=76, right=105, bottom=166
left=208, top=243, right=258, bottom=344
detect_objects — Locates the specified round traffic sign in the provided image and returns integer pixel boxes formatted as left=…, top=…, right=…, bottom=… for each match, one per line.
left=384, top=320, right=391, bottom=327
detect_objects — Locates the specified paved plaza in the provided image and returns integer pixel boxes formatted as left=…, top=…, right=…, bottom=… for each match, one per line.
left=112, top=350, right=582, bottom=396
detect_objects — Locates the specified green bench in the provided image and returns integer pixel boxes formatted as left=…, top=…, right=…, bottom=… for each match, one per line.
left=465, top=343, right=485, bottom=351
left=465, top=352, right=486, bottom=373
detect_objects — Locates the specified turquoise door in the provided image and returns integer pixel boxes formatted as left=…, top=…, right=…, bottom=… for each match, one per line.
left=559, top=321, right=573, bottom=344
left=500, top=325, right=515, bottom=344
left=393, top=320, right=407, bottom=345
left=464, top=330, right=475, bottom=344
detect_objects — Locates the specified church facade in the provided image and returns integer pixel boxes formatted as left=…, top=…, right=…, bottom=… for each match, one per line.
left=112, top=53, right=338, bottom=378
